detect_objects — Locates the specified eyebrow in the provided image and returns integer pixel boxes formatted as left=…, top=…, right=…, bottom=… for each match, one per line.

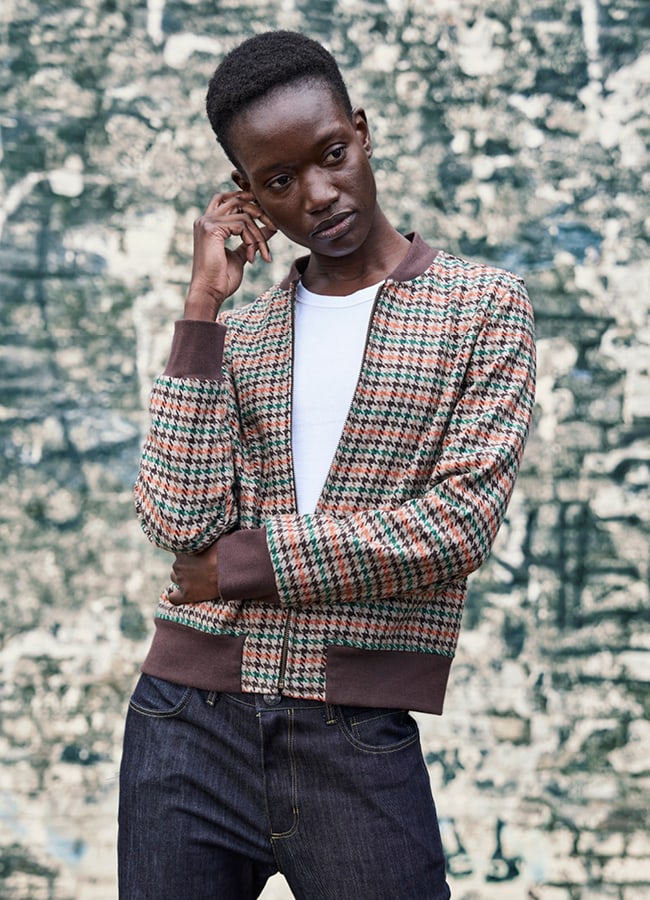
left=252, top=125, right=348, bottom=178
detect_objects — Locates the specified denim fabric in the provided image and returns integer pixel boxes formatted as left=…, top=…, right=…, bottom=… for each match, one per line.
left=118, top=674, right=450, bottom=899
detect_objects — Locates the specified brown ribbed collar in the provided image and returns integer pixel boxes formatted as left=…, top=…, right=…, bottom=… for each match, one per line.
left=279, top=232, right=439, bottom=290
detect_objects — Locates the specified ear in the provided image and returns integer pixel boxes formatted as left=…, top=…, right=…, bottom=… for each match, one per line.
left=232, top=168, right=270, bottom=219
left=231, top=169, right=251, bottom=192
left=352, top=107, right=373, bottom=159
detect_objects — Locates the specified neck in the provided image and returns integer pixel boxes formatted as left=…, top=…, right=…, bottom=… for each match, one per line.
left=302, top=209, right=410, bottom=296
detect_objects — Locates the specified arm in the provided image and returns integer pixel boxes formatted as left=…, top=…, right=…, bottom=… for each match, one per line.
left=218, top=274, right=535, bottom=607
left=133, top=192, right=277, bottom=555
left=133, top=319, right=240, bottom=553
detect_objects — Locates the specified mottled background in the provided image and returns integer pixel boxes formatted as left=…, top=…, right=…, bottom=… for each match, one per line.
left=1, top=0, right=649, bottom=897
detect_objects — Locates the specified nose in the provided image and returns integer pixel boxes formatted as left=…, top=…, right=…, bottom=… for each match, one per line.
left=302, top=166, right=339, bottom=213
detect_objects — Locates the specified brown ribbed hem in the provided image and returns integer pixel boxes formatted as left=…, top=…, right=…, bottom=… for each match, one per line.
left=142, top=620, right=452, bottom=712
left=325, top=645, right=451, bottom=715
left=163, top=320, right=227, bottom=379
left=218, top=528, right=281, bottom=604
left=141, top=617, right=244, bottom=692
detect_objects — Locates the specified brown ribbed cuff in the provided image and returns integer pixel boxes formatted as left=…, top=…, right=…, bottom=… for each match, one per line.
left=163, top=319, right=227, bottom=379
left=217, top=528, right=281, bottom=605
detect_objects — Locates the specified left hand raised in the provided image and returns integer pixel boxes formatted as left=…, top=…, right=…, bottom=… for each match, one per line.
left=167, top=543, right=219, bottom=605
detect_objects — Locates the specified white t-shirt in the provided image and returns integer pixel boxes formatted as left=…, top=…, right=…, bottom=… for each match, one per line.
left=292, top=280, right=382, bottom=514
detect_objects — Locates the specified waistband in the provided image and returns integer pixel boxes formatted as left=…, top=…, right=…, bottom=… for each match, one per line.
left=219, top=690, right=335, bottom=714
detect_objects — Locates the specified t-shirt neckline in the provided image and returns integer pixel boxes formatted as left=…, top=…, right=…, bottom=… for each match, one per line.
left=296, top=279, right=384, bottom=309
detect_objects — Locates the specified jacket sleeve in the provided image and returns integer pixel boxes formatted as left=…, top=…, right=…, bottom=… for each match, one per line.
left=257, top=275, right=536, bottom=607
left=133, top=318, right=241, bottom=553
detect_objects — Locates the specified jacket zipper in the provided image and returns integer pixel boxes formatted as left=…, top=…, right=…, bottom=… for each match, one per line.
left=277, top=283, right=299, bottom=694
left=360, top=280, right=386, bottom=364
left=277, top=615, right=293, bottom=693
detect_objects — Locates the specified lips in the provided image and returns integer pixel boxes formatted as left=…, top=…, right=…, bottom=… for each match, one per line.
left=311, top=211, right=355, bottom=240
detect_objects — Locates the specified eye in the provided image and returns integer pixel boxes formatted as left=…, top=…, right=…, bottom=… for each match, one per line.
left=325, top=145, right=346, bottom=163
left=266, top=173, right=293, bottom=191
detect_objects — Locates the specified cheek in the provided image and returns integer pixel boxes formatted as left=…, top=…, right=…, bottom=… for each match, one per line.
left=255, top=199, right=286, bottom=225
left=267, top=208, right=296, bottom=232
left=262, top=206, right=302, bottom=241
left=349, top=156, right=376, bottom=197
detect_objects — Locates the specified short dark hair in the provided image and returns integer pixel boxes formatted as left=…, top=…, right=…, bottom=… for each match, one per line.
left=206, top=31, right=353, bottom=165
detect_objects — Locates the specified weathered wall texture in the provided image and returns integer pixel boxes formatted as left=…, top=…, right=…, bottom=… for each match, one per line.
left=1, top=0, right=648, bottom=897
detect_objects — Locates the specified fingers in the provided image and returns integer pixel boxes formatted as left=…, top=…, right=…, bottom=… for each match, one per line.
left=166, top=544, right=220, bottom=606
left=166, top=554, right=187, bottom=604
left=255, top=222, right=278, bottom=263
left=165, top=582, right=220, bottom=606
left=166, top=582, right=184, bottom=605
left=165, top=579, right=210, bottom=606
left=201, top=192, right=276, bottom=264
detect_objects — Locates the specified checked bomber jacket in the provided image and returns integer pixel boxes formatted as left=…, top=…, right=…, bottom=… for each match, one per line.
left=134, top=234, right=536, bottom=715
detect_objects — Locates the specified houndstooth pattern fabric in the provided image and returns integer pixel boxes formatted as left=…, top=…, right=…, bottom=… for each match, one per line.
left=134, top=250, right=536, bottom=702
left=134, top=372, right=241, bottom=551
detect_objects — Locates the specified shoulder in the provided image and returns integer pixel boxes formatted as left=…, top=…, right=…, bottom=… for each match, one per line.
left=412, top=250, right=532, bottom=318
left=218, top=283, right=292, bottom=330
left=420, top=250, right=526, bottom=291
left=216, top=284, right=294, bottom=365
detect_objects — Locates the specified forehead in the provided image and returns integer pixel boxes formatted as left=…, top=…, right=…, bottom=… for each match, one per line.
left=242, top=76, right=349, bottom=127
left=228, top=79, right=354, bottom=171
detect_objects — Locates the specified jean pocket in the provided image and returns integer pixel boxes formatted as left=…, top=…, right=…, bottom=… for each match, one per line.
left=335, top=706, right=419, bottom=753
left=128, top=673, right=193, bottom=718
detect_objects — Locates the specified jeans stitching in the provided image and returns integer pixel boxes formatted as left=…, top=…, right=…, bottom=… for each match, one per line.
left=127, top=678, right=193, bottom=719
left=223, top=691, right=257, bottom=709
left=335, top=709, right=419, bottom=754
left=270, top=709, right=300, bottom=840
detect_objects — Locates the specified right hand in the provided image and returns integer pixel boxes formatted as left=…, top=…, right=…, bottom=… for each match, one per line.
left=167, top=542, right=220, bottom=606
left=184, top=191, right=277, bottom=321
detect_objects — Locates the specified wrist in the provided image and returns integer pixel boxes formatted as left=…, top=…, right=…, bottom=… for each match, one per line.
left=184, top=286, right=224, bottom=322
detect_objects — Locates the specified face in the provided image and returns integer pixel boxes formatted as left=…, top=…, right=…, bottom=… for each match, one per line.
left=228, top=79, right=378, bottom=261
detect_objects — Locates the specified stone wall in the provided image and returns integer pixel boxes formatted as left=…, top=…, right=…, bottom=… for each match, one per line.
left=1, top=0, right=648, bottom=897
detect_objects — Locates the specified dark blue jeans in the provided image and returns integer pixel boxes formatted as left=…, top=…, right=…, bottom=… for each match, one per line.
left=118, top=675, right=450, bottom=899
